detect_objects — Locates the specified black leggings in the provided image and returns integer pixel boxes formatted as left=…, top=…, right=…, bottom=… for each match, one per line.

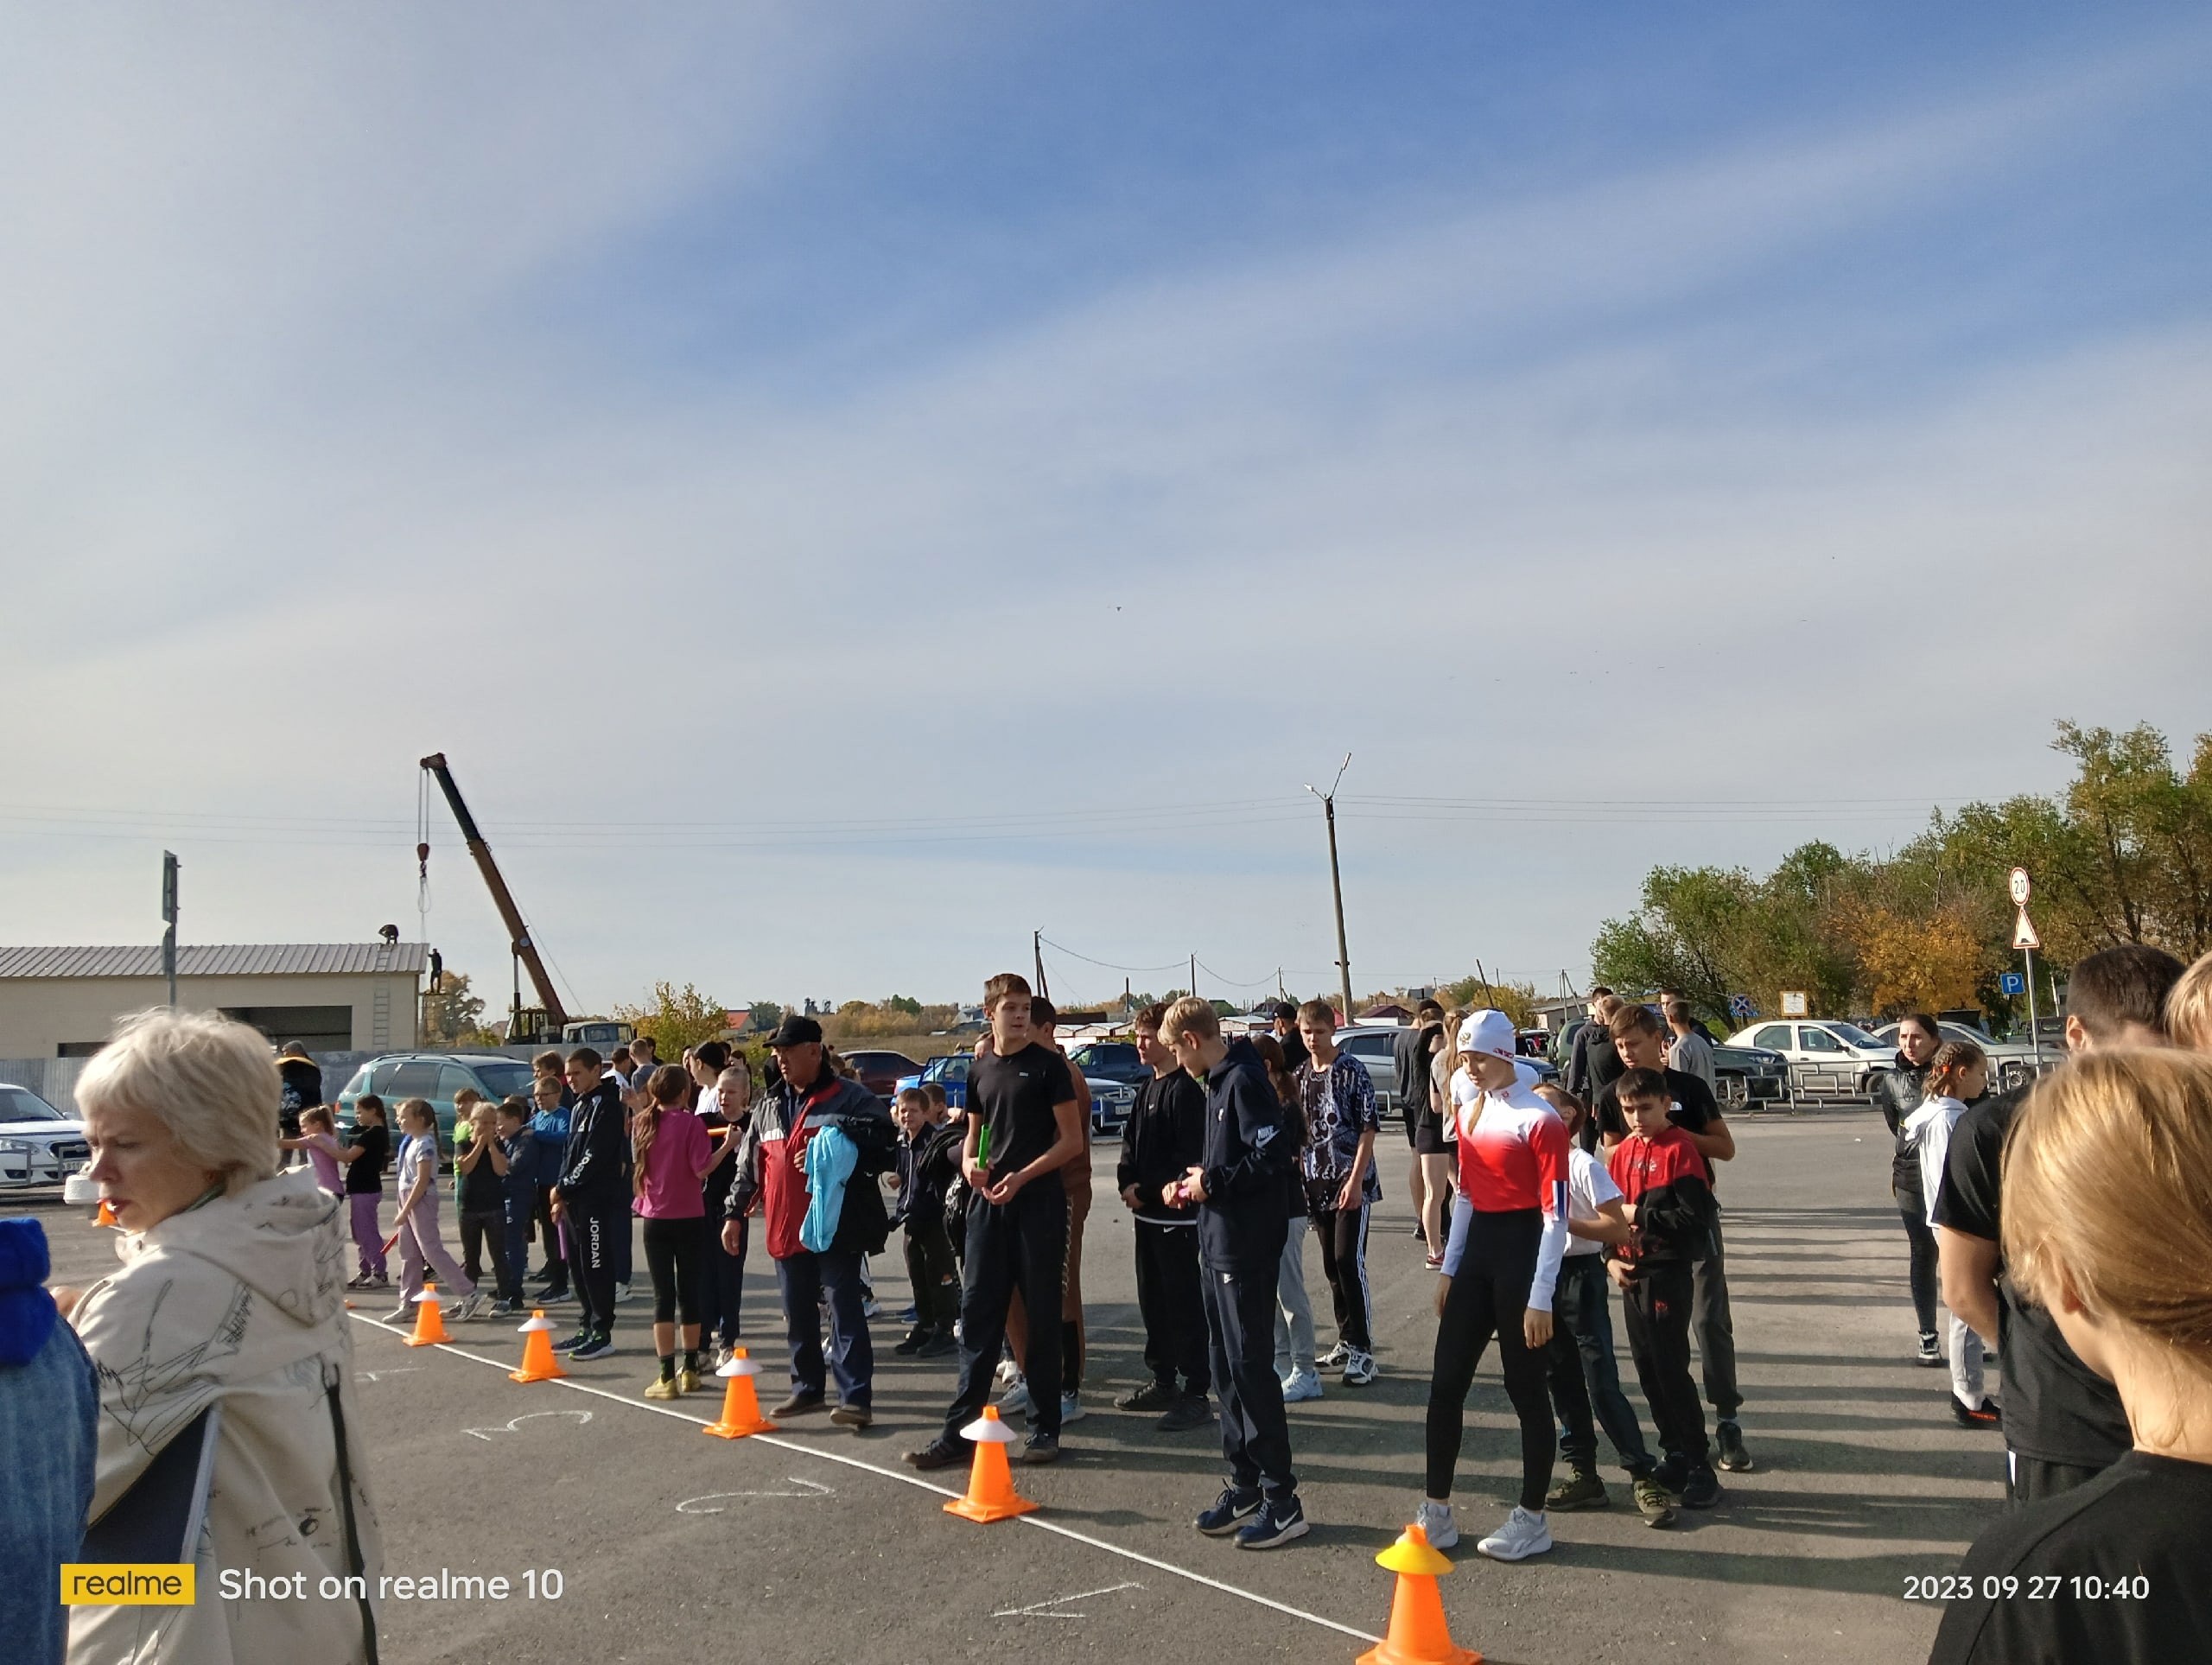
left=1895, top=1176, right=1939, bottom=1335
left=643, top=1216, right=705, bottom=1328
left=1426, top=1208, right=1553, bottom=1511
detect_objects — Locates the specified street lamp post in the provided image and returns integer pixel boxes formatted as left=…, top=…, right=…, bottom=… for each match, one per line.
left=1306, top=754, right=1354, bottom=1024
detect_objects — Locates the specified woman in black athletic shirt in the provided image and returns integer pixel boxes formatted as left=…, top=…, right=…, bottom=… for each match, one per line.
left=1929, top=1050, right=2212, bottom=1664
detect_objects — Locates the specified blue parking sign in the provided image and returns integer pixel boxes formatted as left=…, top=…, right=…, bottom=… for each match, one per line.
left=1999, top=972, right=2026, bottom=995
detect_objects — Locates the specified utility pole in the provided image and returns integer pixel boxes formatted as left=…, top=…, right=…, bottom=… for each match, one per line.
left=1189, top=953, right=1197, bottom=1000
left=1306, top=754, right=1355, bottom=1023
left=160, top=851, right=181, bottom=1008
left=1033, top=930, right=1050, bottom=1001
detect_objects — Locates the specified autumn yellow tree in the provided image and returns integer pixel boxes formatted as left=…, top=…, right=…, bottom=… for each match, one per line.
left=1845, top=905, right=1986, bottom=1018
left=614, top=982, right=734, bottom=1052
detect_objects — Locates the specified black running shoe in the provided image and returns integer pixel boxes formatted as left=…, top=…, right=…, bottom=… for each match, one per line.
left=1680, top=1465, right=1722, bottom=1509
left=1156, top=1394, right=1212, bottom=1433
left=1196, top=1484, right=1262, bottom=1535
left=893, top=1325, right=931, bottom=1356
left=903, top=1436, right=969, bottom=1471
left=1236, top=1497, right=1310, bottom=1550
left=1714, top=1421, right=1755, bottom=1471
left=1115, top=1380, right=1180, bottom=1414
left=1951, top=1395, right=2001, bottom=1429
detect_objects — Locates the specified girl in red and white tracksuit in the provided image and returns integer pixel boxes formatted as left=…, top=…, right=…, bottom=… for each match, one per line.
left=1420, top=1011, right=1570, bottom=1560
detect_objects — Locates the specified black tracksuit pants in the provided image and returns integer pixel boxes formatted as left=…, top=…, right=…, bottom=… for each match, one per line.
left=1133, top=1219, right=1208, bottom=1395
left=1621, top=1259, right=1709, bottom=1464
left=567, top=1189, right=623, bottom=1338
left=945, top=1176, right=1067, bottom=1442
left=903, top=1215, right=960, bottom=1332
left=1310, top=1199, right=1373, bottom=1354
left=1426, top=1207, right=1553, bottom=1510
left=1202, top=1255, right=1295, bottom=1502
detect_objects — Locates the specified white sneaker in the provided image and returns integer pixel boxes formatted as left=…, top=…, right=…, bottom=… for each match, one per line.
left=1319, top=1340, right=1351, bottom=1368
left=1280, top=1368, right=1324, bottom=1403
left=453, top=1291, right=484, bottom=1322
left=1059, top=1391, right=1086, bottom=1425
left=1476, top=1506, right=1553, bottom=1562
left=999, top=1374, right=1033, bottom=1417
left=614, top=1281, right=632, bottom=1302
left=995, top=1357, right=1021, bottom=1389
left=1415, top=1499, right=1458, bottom=1550
left=1341, top=1350, right=1378, bottom=1386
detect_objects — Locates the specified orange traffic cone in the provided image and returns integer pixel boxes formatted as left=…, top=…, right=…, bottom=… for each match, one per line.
left=404, top=1284, right=450, bottom=1347
left=510, top=1311, right=568, bottom=1383
left=702, top=1347, right=776, bottom=1439
left=96, top=1200, right=117, bottom=1227
left=1357, top=1523, right=1478, bottom=1665
left=944, top=1406, right=1039, bottom=1523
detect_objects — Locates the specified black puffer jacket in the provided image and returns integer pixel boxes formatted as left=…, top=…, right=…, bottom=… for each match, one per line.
left=1870, top=1056, right=1931, bottom=1188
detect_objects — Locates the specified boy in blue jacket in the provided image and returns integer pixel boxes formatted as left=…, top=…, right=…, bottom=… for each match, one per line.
left=1159, top=996, right=1307, bottom=1549
left=528, top=1070, right=573, bottom=1301
left=495, top=1098, right=542, bottom=1315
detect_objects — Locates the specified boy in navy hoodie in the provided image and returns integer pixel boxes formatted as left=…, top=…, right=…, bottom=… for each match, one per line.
left=1159, top=995, right=1306, bottom=1549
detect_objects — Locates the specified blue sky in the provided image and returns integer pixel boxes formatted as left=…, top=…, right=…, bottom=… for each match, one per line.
left=3, top=3, right=2209, bottom=1020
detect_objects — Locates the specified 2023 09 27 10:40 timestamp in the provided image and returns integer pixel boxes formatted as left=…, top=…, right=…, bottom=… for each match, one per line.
left=1904, top=1574, right=2153, bottom=1602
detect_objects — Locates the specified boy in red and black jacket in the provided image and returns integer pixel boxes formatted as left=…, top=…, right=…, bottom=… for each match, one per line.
left=1605, top=1067, right=1721, bottom=1509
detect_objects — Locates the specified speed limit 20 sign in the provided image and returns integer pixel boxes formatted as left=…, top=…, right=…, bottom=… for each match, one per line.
left=2010, top=867, right=2032, bottom=906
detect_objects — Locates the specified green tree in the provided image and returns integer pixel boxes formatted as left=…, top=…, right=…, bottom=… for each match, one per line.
left=422, top=970, right=486, bottom=1046
left=614, top=982, right=734, bottom=1052
left=747, top=1001, right=783, bottom=1035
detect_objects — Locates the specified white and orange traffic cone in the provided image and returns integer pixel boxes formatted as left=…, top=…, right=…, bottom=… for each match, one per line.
left=702, top=1347, right=775, bottom=1439
left=510, top=1311, right=568, bottom=1383
left=944, top=1406, right=1039, bottom=1523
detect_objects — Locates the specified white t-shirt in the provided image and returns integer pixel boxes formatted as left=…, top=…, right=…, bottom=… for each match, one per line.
left=1563, top=1145, right=1622, bottom=1257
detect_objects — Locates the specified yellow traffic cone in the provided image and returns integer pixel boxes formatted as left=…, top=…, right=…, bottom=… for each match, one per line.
left=510, top=1310, right=568, bottom=1383
left=1357, top=1523, right=1478, bottom=1665
left=944, top=1406, right=1039, bottom=1523
left=702, top=1348, right=775, bottom=1439
left=404, top=1284, right=450, bottom=1347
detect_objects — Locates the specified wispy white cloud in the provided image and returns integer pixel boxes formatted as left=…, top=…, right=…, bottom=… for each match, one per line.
left=2, top=10, right=2207, bottom=1007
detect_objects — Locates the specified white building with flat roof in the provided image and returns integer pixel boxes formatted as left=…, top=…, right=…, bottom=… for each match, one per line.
left=0, top=943, right=426, bottom=1058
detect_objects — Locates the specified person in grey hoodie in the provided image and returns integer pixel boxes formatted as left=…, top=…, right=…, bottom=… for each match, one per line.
left=61, top=1008, right=381, bottom=1665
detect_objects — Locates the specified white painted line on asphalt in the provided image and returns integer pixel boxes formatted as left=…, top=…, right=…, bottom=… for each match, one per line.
left=462, top=1408, right=593, bottom=1441
left=352, top=1313, right=1381, bottom=1646
left=677, top=1478, right=836, bottom=1512
left=994, top=1579, right=1142, bottom=1618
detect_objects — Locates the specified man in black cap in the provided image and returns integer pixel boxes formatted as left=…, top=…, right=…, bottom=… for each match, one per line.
left=723, top=1014, right=897, bottom=1427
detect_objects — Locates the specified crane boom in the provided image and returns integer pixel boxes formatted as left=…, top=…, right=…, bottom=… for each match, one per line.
left=418, top=753, right=569, bottom=1033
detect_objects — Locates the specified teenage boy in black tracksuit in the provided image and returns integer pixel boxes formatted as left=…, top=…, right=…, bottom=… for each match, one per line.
left=551, top=1047, right=628, bottom=1357
left=1160, top=997, right=1308, bottom=1550
left=1114, top=1001, right=1211, bottom=1432
left=905, top=973, right=1086, bottom=1470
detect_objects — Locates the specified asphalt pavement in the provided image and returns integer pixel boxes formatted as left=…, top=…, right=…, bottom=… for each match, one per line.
left=33, top=1105, right=1997, bottom=1664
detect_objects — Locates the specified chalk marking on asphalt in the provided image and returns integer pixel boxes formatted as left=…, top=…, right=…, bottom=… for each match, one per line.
left=352, top=1313, right=1381, bottom=1645
left=463, top=1408, right=594, bottom=1441
left=994, top=1580, right=1141, bottom=1618
left=677, top=1478, right=836, bottom=1512
left=356, top=1367, right=423, bottom=1382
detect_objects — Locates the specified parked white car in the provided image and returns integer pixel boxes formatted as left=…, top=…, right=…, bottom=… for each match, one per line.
left=0, top=1083, right=92, bottom=1187
left=1726, top=1019, right=1896, bottom=1097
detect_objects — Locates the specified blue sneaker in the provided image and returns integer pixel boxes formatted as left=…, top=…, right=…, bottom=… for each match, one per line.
left=1195, top=1484, right=1262, bottom=1535
left=1236, top=1496, right=1310, bottom=1550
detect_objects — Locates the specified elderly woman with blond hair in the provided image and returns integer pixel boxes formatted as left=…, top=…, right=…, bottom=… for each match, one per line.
left=61, top=1008, right=381, bottom=1665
